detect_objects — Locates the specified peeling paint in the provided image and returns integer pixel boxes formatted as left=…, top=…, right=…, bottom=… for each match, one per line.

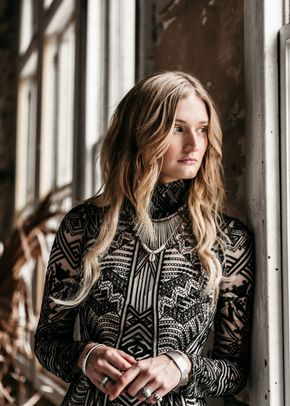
left=201, top=8, right=207, bottom=26
left=157, top=0, right=182, bottom=17
left=154, top=0, right=246, bottom=221
left=226, top=64, right=242, bottom=82
left=162, top=16, right=176, bottom=31
left=228, top=101, right=245, bottom=127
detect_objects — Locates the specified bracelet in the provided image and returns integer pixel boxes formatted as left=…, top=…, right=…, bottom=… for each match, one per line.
left=164, top=350, right=189, bottom=387
left=82, top=343, right=104, bottom=376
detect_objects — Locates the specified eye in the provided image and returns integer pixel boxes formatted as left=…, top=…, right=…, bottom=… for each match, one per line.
left=198, top=126, right=208, bottom=135
left=173, top=126, right=184, bottom=134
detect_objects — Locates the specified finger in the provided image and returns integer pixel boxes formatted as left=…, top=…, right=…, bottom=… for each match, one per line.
left=127, top=375, right=153, bottom=398
left=109, top=364, right=140, bottom=401
left=88, top=359, right=124, bottom=382
left=126, top=360, right=158, bottom=398
left=99, top=347, right=135, bottom=371
left=134, top=380, right=162, bottom=402
left=117, top=349, right=136, bottom=364
left=146, top=388, right=167, bottom=405
left=93, top=377, right=116, bottom=397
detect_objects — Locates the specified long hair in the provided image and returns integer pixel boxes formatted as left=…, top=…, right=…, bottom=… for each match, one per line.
left=56, top=71, right=225, bottom=306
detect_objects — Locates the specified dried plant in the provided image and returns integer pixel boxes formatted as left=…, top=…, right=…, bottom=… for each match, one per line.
left=0, top=186, right=70, bottom=405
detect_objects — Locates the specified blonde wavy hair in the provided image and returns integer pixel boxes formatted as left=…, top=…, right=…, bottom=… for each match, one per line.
left=59, top=71, right=225, bottom=306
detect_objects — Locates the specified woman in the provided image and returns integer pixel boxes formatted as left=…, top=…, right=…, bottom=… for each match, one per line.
left=34, top=71, right=254, bottom=406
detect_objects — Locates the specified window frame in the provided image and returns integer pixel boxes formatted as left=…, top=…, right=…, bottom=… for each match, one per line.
left=244, top=0, right=284, bottom=405
left=280, top=22, right=290, bottom=406
left=15, top=0, right=136, bottom=403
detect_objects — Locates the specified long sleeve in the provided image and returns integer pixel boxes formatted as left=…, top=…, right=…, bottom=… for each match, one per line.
left=181, top=218, right=254, bottom=398
left=34, top=204, right=99, bottom=382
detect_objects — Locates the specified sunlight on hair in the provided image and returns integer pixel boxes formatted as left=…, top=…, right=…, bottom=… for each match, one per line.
left=54, top=71, right=228, bottom=307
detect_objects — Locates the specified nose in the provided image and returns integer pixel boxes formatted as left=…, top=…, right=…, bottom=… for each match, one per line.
left=183, top=131, right=198, bottom=151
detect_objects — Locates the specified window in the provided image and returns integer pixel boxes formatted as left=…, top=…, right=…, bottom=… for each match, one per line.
left=85, top=0, right=136, bottom=196
left=40, top=14, right=75, bottom=198
left=15, top=52, right=38, bottom=210
left=15, top=0, right=136, bottom=402
left=15, top=1, right=76, bottom=404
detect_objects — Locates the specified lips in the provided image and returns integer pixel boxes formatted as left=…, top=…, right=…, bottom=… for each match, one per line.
left=177, top=158, right=198, bottom=164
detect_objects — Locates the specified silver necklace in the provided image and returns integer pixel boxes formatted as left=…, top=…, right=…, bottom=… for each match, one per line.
left=133, top=206, right=185, bottom=262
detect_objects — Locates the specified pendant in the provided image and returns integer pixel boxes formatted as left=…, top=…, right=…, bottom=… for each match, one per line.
left=149, top=252, right=156, bottom=262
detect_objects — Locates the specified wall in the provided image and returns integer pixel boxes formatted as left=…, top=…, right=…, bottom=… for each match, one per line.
left=140, top=1, right=248, bottom=405
left=0, top=0, right=19, bottom=240
left=143, top=0, right=246, bottom=221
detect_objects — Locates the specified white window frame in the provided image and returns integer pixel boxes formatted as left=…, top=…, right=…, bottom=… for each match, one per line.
left=84, top=0, right=107, bottom=197
left=15, top=51, right=38, bottom=211
left=16, top=2, right=76, bottom=404
left=280, top=22, right=290, bottom=406
left=83, top=0, right=136, bottom=199
left=244, top=0, right=284, bottom=405
left=40, top=0, right=75, bottom=198
left=107, top=0, right=136, bottom=121
left=19, top=0, right=33, bottom=54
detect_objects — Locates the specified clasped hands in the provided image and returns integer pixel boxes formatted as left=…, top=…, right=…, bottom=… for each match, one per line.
left=79, top=344, right=183, bottom=403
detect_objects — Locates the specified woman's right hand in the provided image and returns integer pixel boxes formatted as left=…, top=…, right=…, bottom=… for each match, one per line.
left=78, top=344, right=136, bottom=392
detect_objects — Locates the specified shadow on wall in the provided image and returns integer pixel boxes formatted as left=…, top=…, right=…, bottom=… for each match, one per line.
left=151, top=0, right=247, bottom=221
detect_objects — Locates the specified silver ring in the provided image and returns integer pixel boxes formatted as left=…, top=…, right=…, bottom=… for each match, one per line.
left=141, top=386, right=152, bottom=398
left=154, top=393, right=163, bottom=402
left=100, top=376, right=109, bottom=386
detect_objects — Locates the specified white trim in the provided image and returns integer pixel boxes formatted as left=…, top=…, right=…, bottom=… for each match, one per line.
left=45, top=0, right=74, bottom=35
left=84, top=0, right=107, bottom=197
left=83, top=0, right=136, bottom=198
left=39, top=36, right=57, bottom=198
left=107, top=0, right=136, bottom=123
left=284, top=1, right=290, bottom=24
left=19, top=0, right=33, bottom=54
left=20, top=51, right=38, bottom=79
left=280, top=22, right=290, bottom=406
left=244, top=0, right=284, bottom=405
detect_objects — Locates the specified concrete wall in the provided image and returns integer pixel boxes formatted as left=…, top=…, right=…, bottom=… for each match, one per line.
left=143, top=0, right=247, bottom=221
left=139, top=1, right=248, bottom=405
left=0, top=0, right=19, bottom=240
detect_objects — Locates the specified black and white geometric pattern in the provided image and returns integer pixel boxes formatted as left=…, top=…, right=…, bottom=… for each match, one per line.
left=34, top=181, right=254, bottom=406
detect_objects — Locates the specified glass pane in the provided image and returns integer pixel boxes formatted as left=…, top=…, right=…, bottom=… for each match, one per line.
left=56, top=22, right=75, bottom=188
left=26, top=80, right=37, bottom=202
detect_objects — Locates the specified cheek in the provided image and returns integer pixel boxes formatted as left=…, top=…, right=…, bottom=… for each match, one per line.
left=201, top=138, right=208, bottom=156
left=162, top=142, right=178, bottom=163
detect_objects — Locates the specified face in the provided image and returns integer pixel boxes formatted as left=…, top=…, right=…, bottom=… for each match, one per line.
left=159, top=90, right=209, bottom=184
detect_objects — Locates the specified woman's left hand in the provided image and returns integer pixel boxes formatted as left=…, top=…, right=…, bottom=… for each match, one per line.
left=105, top=354, right=182, bottom=403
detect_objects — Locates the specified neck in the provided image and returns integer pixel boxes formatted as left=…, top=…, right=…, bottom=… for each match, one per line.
left=150, top=179, right=190, bottom=219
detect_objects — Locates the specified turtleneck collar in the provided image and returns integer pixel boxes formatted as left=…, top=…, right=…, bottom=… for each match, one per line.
left=150, top=179, right=190, bottom=219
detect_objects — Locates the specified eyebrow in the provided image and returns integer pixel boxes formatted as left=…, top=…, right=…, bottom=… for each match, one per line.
left=175, top=118, right=209, bottom=125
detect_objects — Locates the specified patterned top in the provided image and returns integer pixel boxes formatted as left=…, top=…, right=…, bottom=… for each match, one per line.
left=34, top=180, right=254, bottom=406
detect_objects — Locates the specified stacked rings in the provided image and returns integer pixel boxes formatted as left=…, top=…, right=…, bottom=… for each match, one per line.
left=100, top=376, right=109, bottom=386
left=140, top=387, right=152, bottom=398
left=154, top=393, right=163, bottom=402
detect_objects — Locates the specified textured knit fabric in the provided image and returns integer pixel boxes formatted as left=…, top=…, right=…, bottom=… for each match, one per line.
left=34, top=180, right=254, bottom=406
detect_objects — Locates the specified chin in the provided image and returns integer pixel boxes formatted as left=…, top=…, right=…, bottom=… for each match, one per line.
left=180, top=172, right=198, bottom=180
